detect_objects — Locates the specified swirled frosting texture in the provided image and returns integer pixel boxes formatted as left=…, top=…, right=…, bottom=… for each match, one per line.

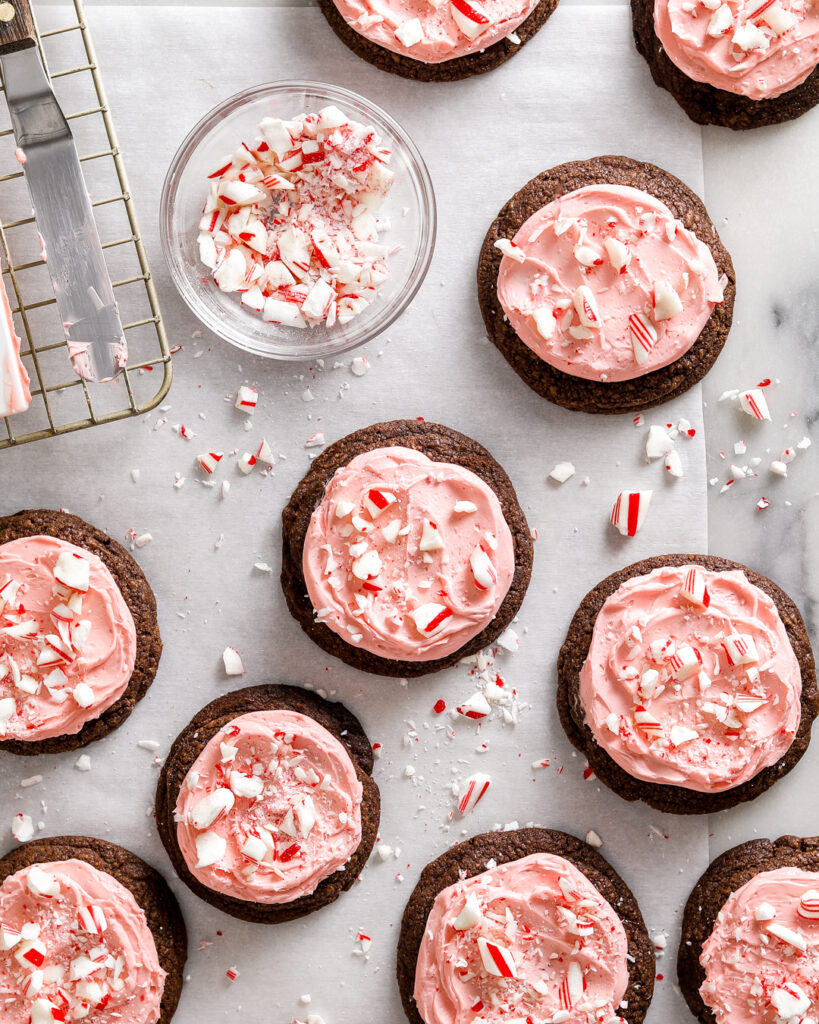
left=0, top=536, right=137, bottom=741
left=496, top=184, right=722, bottom=382
left=655, top=0, right=819, bottom=100
left=701, top=867, right=819, bottom=1024
left=579, top=565, right=801, bottom=793
left=329, top=0, right=540, bottom=64
left=0, top=859, right=165, bottom=1024
left=414, top=852, right=629, bottom=1024
left=303, top=447, right=515, bottom=662
left=175, top=709, right=363, bottom=904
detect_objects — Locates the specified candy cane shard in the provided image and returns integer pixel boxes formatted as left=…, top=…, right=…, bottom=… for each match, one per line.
left=653, top=281, right=683, bottom=321
left=469, top=545, right=497, bottom=591
left=457, top=772, right=491, bottom=814
left=364, top=488, right=397, bottom=519
left=610, top=491, right=652, bottom=537
left=766, top=922, right=807, bottom=951
left=738, top=388, right=771, bottom=421
left=629, top=312, right=657, bottom=365
left=477, top=936, right=516, bottom=978
left=771, top=984, right=811, bottom=1020
left=453, top=892, right=482, bottom=930
left=721, top=633, right=758, bottom=666
left=0, top=272, right=30, bottom=419
left=450, top=0, right=493, bottom=39
left=680, top=567, right=710, bottom=608
left=410, top=603, right=453, bottom=638
left=494, top=237, right=526, bottom=263
left=798, top=890, right=819, bottom=920
left=573, top=286, right=601, bottom=328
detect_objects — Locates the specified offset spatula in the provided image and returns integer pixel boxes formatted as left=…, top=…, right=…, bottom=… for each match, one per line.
left=0, top=0, right=125, bottom=382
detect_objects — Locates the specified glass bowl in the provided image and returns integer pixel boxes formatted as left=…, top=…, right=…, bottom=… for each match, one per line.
left=160, top=80, right=436, bottom=361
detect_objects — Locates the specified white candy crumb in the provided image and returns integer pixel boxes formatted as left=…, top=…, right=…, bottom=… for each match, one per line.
left=585, top=829, right=603, bottom=848
left=549, top=461, right=576, bottom=484
left=75, top=755, right=92, bottom=772
left=222, top=646, right=245, bottom=676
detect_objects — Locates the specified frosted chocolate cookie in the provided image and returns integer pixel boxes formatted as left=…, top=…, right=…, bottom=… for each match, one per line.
left=397, top=828, right=655, bottom=1024
left=0, top=835, right=186, bottom=1024
left=281, top=420, right=533, bottom=677
left=557, top=554, right=817, bottom=814
left=0, top=509, right=162, bottom=755
left=679, top=835, right=819, bottom=1024
left=478, top=156, right=735, bottom=414
left=633, top=0, right=819, bottom=128
left=317, top=0, right=559, bottom=81
left=155, top=684, right=380, bottom=923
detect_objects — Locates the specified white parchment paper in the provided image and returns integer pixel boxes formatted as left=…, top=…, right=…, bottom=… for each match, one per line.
left=0, top=5, right=713, bottom=1022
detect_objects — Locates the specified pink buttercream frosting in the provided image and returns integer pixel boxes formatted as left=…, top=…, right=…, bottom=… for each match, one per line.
left=0, top=273, right=30, bottom=419
left=329, top=0, right=540, bottom=64
left=579, top=564, right=801, bottom=793
left=175, top=709, right=363, bottom=904
left=0, top=859, right=165, bottom=1024
left=496, top=184, right=723, bottom=382
left=302, top=446, right=515, bottom=662
left=655, top=0, right=819, bottom=100
left=0, top=536, right=137, bottom=742
left=701, top=867, right=819, bottom=1024
left=414, top=852, right=629, bottom=1024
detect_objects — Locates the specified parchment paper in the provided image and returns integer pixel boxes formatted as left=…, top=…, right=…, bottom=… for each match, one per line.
left=0, top=5, right=712, bottom=1022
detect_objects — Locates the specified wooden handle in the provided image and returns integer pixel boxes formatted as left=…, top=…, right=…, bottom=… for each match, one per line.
left=0, top=1, right=36, bottom=55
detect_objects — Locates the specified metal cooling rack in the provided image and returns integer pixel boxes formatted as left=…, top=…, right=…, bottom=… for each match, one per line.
left=0, top=0, right=171, bottom=450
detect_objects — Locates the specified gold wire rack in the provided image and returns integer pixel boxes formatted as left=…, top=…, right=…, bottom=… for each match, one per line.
left=0, top=0, right=171, bottom=450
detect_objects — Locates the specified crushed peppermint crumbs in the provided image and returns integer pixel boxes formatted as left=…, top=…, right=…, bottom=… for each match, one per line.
left=198, top=106, right=396, bottom=329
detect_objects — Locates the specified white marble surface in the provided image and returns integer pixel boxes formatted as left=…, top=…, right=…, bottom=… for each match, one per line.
left=0, top=3, right=817, bottom=1024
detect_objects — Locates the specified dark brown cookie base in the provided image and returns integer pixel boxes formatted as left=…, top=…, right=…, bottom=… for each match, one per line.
left=397, top=828, right=655, bottom=1024
left=478, top=156, right=736, bottom=414
left=281, top=419, right=533, bottom=677
left=0, top=509, right=162, bottom=756
left=316, top=0, right=558, bottom=81
left=632, top=0, right=819, bottom=128
left=155, top=684, right=381, bottom=924
left=678, top=835, right=819, bottom=1024
left=557, top=554, right=818, bottom=814
left=0, top=835, right=186, bottom=1024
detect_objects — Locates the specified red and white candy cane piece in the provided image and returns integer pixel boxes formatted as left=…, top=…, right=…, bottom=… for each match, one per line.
left=364, top=488, right=397, bottom=519
left=668, top=644, right=702, bottom=681
left=15, top=937, right=47, bottom=969
left=26, top=866, right=60, bottom=898
left=53, top=551, right=90, bottom=593
left=410, top=603, right=453, bottom=638
left=197, top=452, right=223, bottom=475
left=721, top=633, right=759, bottom=666
left=798, top=890, right=819, bottom=920
left=238, top=452, right=257, bottom=475
left=610, top=490, right=652, bottom=537
left=1, top=924, right=22, bottom=950
left=453, top=893, right=482, bottom=931
left=771, top=984, right=811, bottom=1020
left=456, top=692, right=491, bottom=720
left=477, top=936, right=516, bottom=978
left=559, top=962, right=584, bottom=1009
left=680, top=567, right=710, bottom=609
left=493, top=238, right=526, bottom=263
left=629, top=313, right=658, bottom=365
left=352, top=549, right=382, bottom=581
left=29, top=999, right=64, bottom=1024
left=634, top=706, right=663, bottom=739
left=738, top=388, right=771, bottom=422
left=469, top=545, right=497, bottom=591
left=77, top=905, right=107, bottom=935
left=21, top=969, right=43, bottom=998
left=734, top=693, right=768, bottom=714
left=419, top=518, right=444, bottom=552
left=234, top=385, right=258, bottom=413
left=450, top=0, right=492, bottom=37
left=457, top=772, right=491, bottom=814
left=573, top=286, right=601, bottom=329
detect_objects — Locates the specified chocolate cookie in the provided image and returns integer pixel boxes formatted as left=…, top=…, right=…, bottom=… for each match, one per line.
left=0, top=835, right=187, bottom=1024
left=478, top=155, right=736, bottom=414
left=678, top=834, right=819, bottom=1023
left=281, top=419, right=533, bottom=677
left=557, top=554, right=818, bottom=814
left=632, top=0, right=819, bottom=128
left=397, top=827, right=655, bottom=1024
left=316, top=0, right=558, bottom=81
left=0, top=509, right=162, bottom=756
left=155, top=683, right=380, bottom=924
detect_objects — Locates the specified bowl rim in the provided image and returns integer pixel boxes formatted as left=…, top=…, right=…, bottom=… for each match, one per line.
left=159, top=78, right=437, bottom=362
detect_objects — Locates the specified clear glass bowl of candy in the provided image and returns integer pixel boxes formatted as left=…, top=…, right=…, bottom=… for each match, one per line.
left=160, top=80, right=436, bottom=360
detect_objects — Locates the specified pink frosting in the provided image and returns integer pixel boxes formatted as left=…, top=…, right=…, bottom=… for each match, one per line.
left=701, top=867, right=819, bottom=1024
left=329, top=0, right=539, bottom=64
left=175, top=709, right=363, bottom=904
left=496, top=184, right=723, bottom=383
left=414, top=852, right=629, bottom=1024
left=0, top=859, right=165, bottom=1024
left=0, top=273, right=30, bottom=419
left=655, top=0, right=819, bottom=100
left=302, top=446, right=515, bottom=662
left=579, top=564, right=802, bottom=793
left=0, top=536, right=137, bottom=742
